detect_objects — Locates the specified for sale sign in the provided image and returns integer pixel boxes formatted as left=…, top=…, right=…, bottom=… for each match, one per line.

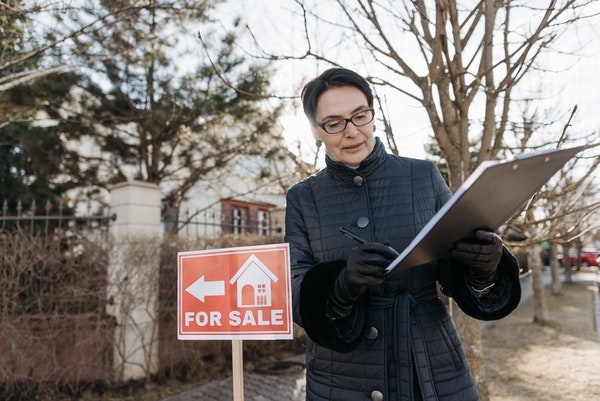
left=177, top=243, right=293, bottom=340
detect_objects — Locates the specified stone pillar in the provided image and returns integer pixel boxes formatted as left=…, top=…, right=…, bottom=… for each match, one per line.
left=107, top=181, right=161, bottom=382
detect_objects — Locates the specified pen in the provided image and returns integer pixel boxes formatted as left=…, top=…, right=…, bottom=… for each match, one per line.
left=339, top=226, right=367, bottom=244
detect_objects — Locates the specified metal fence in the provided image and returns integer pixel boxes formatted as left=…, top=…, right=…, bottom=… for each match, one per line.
left=1, top=199, right=116, bottom=237
left=1, top=198, right=289, bottom=240
left=163, top=205, right=284, bottom=237
left=1, top=199, right=116, bottom=319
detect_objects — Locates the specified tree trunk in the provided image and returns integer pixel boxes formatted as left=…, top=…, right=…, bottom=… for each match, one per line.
left=452, top=306, right=489, bottom=401
left=575, top=240, right=583, bottom=271
left=549, top=242, right=562, bottom=295
left=529, top=246, right=549, bottom=324
left=562, top=242, right=573, bottom=283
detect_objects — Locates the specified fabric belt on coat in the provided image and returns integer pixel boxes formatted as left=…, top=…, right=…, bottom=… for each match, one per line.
left=370, top=286, right=438, bottom=309
left=369, top=289, right=439, bottom=401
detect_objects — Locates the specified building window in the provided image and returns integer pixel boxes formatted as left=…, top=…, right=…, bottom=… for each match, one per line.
left=257, top=210, right=269, bottom=236
left=231, top=207, right=245, bottom=234
left=221, top=199, right=275, bottom=235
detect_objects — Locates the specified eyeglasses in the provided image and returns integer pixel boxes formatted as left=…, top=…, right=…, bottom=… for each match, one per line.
left=315, top=108, right=375, bottom=134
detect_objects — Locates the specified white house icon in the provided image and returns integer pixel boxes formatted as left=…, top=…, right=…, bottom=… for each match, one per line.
left=229, top=254, right=279, bottom=308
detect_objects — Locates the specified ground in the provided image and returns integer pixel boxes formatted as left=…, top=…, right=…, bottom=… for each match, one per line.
left=482, top=271, right=600, bottom=401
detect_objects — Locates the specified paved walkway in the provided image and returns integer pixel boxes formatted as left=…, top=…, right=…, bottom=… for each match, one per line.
left=163, top=269, right=600, bottom=401
left=161, top=354, right=306, bottom=401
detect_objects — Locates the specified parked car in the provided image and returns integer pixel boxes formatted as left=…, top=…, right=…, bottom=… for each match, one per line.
left=557, top=248, right=599, bottom=268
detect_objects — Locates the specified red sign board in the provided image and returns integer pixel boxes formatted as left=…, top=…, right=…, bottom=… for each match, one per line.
left=177, top=243, right=292, bottom=340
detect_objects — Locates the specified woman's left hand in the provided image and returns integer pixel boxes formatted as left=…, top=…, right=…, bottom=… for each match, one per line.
left=451, top=230, right=502, bottom=273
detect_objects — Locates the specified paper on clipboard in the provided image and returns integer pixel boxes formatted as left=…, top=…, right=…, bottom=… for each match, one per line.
left=385, top=146, right=585, bottom=275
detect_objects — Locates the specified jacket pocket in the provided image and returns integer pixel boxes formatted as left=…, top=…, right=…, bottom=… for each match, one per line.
left=426, top=310, right=466, bottom=380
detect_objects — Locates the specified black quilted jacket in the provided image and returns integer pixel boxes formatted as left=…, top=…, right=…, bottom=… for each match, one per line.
left=284, top=139, right=521, bottom=401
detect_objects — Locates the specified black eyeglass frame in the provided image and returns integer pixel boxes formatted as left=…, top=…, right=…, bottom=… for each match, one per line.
left=314, top=108, right=375, bottom=134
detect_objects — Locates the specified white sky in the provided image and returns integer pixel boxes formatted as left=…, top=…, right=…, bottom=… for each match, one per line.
left=210, top=0, right=600, bottom=165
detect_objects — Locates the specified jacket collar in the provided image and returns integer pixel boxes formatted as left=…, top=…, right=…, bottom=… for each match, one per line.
left=325, top=137, right=388, bottom=179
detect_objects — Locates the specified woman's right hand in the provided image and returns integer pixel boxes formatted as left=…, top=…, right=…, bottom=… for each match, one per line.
left=341, top=242, right=399, bottom=299
left=326, top=243, right=398, bottom=320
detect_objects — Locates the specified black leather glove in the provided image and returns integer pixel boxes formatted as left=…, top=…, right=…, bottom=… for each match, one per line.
left=451, top=230, right=503, bottom=291
left=326, top=242, right=399, bottom=319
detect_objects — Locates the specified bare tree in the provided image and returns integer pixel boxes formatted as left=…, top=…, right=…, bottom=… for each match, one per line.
left=0, top=1, right=120, bottom=93
left=236, top=0, right=600, bottom=397
left=502, top=106, right=600, bottom=319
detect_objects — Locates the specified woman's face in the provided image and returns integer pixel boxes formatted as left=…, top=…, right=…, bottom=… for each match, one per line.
left=311, top=86, right=375, bottom=166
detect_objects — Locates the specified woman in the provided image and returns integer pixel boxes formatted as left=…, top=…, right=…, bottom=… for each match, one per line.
left=284, top=67, right=521, bottom=401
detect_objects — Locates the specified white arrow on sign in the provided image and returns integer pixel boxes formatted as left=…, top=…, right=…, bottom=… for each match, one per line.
left=185, top=276, right=225, bottom=302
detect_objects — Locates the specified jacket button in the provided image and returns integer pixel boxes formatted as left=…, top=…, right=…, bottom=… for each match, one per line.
left=370, top=390, right=384, bottom=401
left=353, top=175, right=364, bottom=186
left=365, top=326, right=378, bottom=340
left=357, top=217, right=369, bottom=228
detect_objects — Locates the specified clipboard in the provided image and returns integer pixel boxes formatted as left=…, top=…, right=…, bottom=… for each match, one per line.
left=386, top=146, right=585, bottom=275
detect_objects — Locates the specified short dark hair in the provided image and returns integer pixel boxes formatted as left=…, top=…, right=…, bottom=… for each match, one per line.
left=301, top=68, right=374, bottom=125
